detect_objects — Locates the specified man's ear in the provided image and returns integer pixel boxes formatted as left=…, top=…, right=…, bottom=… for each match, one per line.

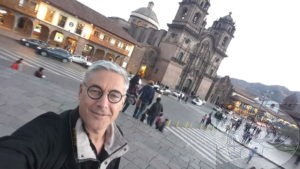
left=79, top=83, right=83, bottom=97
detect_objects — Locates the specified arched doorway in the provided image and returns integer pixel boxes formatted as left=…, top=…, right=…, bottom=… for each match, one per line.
left=0, top=9, right=14, bottom=29
left=183, top=79, right=192, bottom=93
left=49, top=30, right=64, bottom=47
left=32, top=24, right=49, bottom=41
left=94, top=49, right=105, bottom=61
left=63, top=37, right=77, bottom=54
left=16, top=17, right=33, bottom=35
left=114, top=55, right=123, bottom=65
left=82, top=44, right=95, bottom=59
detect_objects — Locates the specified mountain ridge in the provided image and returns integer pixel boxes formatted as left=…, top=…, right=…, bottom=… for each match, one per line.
left=230, top=78, right=300, bottom=103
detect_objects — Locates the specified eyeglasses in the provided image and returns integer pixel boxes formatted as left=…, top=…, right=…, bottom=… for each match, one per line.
left=83, top=83, right=125, bottom=103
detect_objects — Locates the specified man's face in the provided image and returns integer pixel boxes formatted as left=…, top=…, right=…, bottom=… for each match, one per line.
left=78, top=70, right=126, bottom=132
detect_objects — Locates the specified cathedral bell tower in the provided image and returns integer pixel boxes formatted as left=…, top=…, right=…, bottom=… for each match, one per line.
left=210, top=12, right=236, bottom=54
left=170, top=0, right=210, bottom=34
left=157, top=0, right=212, bottom=91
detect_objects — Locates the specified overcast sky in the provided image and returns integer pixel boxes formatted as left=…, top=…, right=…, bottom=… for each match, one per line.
left=77, top=0, right=300, bottom=92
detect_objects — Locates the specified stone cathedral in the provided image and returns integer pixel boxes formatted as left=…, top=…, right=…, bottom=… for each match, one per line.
left=110, top=0, right=236, bottom=100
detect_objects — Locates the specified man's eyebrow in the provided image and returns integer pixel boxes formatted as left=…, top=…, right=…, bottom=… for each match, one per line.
left=89, top=84, right=122, bottom=92
left=89, top=84, right=102, bottom=89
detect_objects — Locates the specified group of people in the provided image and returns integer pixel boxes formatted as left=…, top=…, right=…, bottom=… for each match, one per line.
left=10, top=58, right=45, bottom=78
left=122, top=74, right=168, bottom=132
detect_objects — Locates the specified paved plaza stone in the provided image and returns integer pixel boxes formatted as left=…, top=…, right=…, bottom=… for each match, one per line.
left=0, top=65, right=290, bottom=169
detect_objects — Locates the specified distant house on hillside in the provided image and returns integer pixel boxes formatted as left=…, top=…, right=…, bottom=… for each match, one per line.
left=254, top=98, right=280, bottom=113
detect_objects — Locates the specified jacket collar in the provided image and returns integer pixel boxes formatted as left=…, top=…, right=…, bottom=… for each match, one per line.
left=74, top=114, right=128, bottom=161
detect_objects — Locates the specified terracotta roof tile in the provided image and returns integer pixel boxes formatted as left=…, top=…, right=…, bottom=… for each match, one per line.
left=45, top=0, right=137, bottom=44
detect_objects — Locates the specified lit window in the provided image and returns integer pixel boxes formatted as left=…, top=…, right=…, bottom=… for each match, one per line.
left=57, top=15, right=67, bottom=28
left=0, top=11, right=7, bottom=24
left=99, top=33, right=105, bottom=40
left=45, top=9, right=55, bottom=22
left=19, top=0, right=25, bottom=6
left=94, top=31, right=99, bottom=37
left=122, top=43, right=127, bottom=50
left=75, top=23, right=84, bottom=35
left=33, top=25, right=42, bottom=33
left=109, top=38, right=116, bottom=45
left=54, top=32, right=64, bottom=43
left=118, top=41, right=123, bottom=48
left=125, top=45, right=130, bottom=51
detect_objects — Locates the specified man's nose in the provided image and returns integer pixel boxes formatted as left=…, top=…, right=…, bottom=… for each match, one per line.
left=95, top=94, right=110, bottom=107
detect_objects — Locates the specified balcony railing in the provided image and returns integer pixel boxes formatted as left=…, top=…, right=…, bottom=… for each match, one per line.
left=90, top=35, right=129, bottom=56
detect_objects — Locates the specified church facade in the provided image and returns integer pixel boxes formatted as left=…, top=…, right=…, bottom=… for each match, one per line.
left=112, top=0, right=236, bottom=100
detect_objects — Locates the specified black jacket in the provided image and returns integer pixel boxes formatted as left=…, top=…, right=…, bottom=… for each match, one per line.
left=0, top=108, right=129, bottom=169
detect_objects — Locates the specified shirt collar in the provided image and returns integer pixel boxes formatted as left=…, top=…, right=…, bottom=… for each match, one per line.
left=74, top=118, right=127, bottom=161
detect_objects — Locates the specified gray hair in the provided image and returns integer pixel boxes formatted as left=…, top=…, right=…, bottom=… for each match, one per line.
left=83, top=60, right=129, bottom=92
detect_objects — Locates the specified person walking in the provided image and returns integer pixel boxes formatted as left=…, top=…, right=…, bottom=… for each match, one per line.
left=157, top=118, right=169, bottom=133
left=132, top=80, right=155, bottom=119
left=121, top=74, right=140, bottom=112
left=146, top=97, right=163, bottom=126
left=0, top=60, right=130, bottom=169
left=203, top=112, right=213, bottom=129
left=246, top=147, right=258, bottom=164
left=200, top=114, right=207, bottom=126
left=10, top=58, right=23, bottom=71
left=34, top=67, right=46, bottom=78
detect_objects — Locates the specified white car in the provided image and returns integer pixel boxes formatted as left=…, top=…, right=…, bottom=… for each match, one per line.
left=159, top=89, right=171, bottom=96
left=71, top=55, right=91, bottom=67
left=172, top=91, right=184, bottom=98
left=191, top=98, right=204, bottom=106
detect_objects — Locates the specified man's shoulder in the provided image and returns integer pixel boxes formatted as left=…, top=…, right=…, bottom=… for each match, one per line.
left=21, top=109, right=74, bottom=130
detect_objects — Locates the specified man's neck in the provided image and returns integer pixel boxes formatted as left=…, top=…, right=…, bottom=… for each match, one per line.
left=86, top=128, right=106, bottom=154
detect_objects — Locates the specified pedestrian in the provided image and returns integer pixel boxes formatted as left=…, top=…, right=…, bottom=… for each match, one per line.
left=0, top=60, right=129, bottom=169
left=225, top=123, right=232, bottom=133
left=246, top=133, right=253, bottom=144
left=122, top=74, right=140, bottom=113
left=155, top=113, right=164, bottom=129
left=146, top=97, right=163, bottom=126
left=184, top=95, right=189, bottom=103
left=34, top=67, right=46, bottom=78
left=130, top=73, right=141, bottom=86
left=156, top=118, right=169, bottom=133
left=204, top=113, right=213, bottom=129
left=140, top=108, right=148, bottom=123
left=10, top=58, right=23, bottom=71
left=178, top=93, right=183, bottom=101
left=200, top=114, right=207, bottom=125
left=246, top=147, right=258, bottom=164
left=242, top=130, right=250, bottom=143
left=132, top=80, right=155, bottom=119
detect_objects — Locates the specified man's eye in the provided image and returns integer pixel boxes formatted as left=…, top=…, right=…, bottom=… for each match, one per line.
left=109, top=92, right=121, bottom=98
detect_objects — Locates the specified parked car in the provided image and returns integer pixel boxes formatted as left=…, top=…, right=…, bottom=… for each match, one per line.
left=20, top=38, right=48, bottom=49
left=71, top=55, right=92, bottom=67
left=158, top=88, right=172, bottom=96
left=213, top=106, right=223, bottom=112
left=37, top=47, right=72, bottom=63
left=191, top=98, right=204, bottom=106
left=172, top=91, right=184, bottom=98
left=153, top=84, right=161, bottom=92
